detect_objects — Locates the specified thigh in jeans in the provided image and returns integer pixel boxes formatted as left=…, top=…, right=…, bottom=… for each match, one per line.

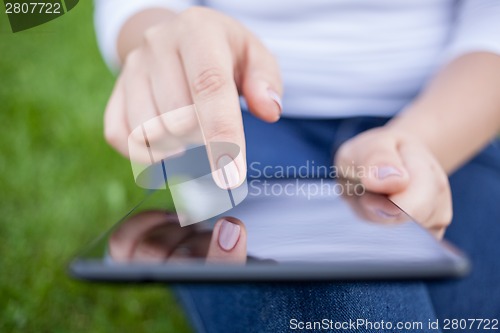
left=427, top=139, right=500, bottom=318
left=175, top=282, right=439, bottom=333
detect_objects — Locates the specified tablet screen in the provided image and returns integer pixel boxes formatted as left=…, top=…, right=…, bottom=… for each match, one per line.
left=70, top=179, right=468, bottom=282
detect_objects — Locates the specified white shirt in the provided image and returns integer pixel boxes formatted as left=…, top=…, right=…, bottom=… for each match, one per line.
left=95, top=0, right=500, bottom=118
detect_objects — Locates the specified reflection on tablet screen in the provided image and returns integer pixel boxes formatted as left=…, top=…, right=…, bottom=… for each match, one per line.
left=76, top=179, right=466, bottom=277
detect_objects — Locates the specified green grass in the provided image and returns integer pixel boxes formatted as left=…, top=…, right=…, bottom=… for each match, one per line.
left=0, top=3, right=192, bottom=333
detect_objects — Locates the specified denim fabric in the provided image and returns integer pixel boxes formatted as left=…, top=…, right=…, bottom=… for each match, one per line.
left=174, top=113, right=500, bottom=332
left=175, top=282, right=439, bottom=333
left=244, top=114, right=390, bottom=179
left=427, top=140, right=500, bottom=318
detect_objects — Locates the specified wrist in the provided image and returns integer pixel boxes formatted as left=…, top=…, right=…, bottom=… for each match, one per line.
left=386, top=106, right=455, bottom=173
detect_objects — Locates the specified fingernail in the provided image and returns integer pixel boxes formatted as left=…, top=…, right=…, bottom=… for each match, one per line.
left=218, top=219, right=241, bottom=251
left=377, top=166, right=402, bottom=179
left=216, top=155, right=240, bottom=189
left=267, top=88, right=282, bottom=116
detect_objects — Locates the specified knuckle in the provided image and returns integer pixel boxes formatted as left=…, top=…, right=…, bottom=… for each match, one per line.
left=178, top=6, right=211, bottom=26
left=123, top=48, right=142, bottom=69
left=209, top=125, right=237, bottom=142
left=143, top=26, right=171, bottom=56
left=191, top=67, right=228, bottom=98
left=104, top=126, right=120, bottom=147
left=181, top=6, right=204, bottom=18
left=104, top=117, right=126, bottom=150
left=143, top=27, right=160, bottom=47
left=205, top=120, right=241, bottom=143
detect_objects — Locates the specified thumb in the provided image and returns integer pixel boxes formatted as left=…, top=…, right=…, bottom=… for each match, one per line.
left=240, top=38, right=283, bottom=123
left=206, top=217, right=247, bottom=264
left=336, top=142, right=410, bottom=194
left=362, top=147, right=410, bottom=194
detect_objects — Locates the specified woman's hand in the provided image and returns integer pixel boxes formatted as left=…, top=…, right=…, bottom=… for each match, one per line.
left=105, top=7, right=283, bottom=188
left=334, top=127, right=452, bottom=238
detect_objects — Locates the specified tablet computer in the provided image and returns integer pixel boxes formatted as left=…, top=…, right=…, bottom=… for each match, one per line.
left=68, top=178, right=469, bottom=283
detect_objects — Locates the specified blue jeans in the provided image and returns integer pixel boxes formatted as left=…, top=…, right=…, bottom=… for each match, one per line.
left=175, top=113, right=500, bottom=333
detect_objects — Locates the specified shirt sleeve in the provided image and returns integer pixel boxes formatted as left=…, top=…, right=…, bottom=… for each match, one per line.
left=94, top=0, right=198, bottom=72
left=443, top=0, right=500, bottom=63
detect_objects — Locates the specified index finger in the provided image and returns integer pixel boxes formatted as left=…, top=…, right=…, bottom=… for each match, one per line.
left=178, top=29, right=246, bottom=190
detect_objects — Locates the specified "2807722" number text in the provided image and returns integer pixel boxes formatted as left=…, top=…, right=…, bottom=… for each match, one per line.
left=5, top=2, right=61, bottom=14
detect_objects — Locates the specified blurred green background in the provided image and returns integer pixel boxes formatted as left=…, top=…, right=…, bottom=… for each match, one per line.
left=0, top=2, right=192, bottom=332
